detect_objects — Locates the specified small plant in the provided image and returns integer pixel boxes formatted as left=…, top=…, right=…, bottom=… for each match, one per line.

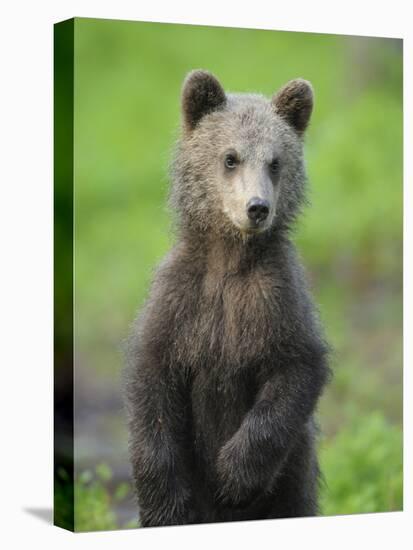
left=320, top=412, right=403, bottom=516
left=74, top=463, right=139, bottom=531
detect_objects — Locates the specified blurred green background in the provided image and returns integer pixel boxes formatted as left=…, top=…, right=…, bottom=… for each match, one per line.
left=69, top=18, right=402, bottom=531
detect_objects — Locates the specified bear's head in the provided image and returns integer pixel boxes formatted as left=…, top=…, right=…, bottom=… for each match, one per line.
left=170, top=70, right=313, bottom=240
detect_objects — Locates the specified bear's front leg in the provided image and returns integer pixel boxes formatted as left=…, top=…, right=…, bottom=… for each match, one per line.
left=216, top=402, right=276, bottom=507
left=216, top=342, right=329, bottom=508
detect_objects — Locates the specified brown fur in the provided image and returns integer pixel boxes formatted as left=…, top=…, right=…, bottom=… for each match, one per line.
left=124, top=71, right=330, bottom=527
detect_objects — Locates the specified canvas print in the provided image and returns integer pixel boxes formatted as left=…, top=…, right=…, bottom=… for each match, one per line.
left=54, top=17, right=403, bottom=531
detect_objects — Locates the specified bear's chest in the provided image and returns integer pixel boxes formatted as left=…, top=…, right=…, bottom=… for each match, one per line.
left=173, top=267, right=282, bottom=373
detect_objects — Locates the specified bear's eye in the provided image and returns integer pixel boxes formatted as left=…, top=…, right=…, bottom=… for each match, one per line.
left=224, top=154, right=238, bottom=169
left=269, top=158, right=280, bottom=174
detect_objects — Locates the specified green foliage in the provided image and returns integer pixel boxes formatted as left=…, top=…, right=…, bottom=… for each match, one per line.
left=320, top=413, right=403, bottom=515
left=75, top=467, right=117, bottom=532
left=298, top=90, right=402, bottom=277
left=54, top=467, right=74, bottom=531
left=95, top=462, right=112, bottom=483
left=74, top=465, right=139, bottom=532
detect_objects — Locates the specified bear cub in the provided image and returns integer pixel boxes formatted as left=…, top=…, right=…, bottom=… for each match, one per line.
left=125, top=70, right=330, bottom=527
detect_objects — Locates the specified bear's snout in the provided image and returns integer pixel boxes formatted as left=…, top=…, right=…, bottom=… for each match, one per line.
left=246, top=197, right=270, bottom=224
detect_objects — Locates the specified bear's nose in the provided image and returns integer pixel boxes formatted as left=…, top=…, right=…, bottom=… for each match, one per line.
left=247, top=197, right=270, bottom=223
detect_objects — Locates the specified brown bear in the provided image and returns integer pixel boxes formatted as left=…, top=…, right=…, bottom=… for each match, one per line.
left=124, top=70, right=330, bottom=527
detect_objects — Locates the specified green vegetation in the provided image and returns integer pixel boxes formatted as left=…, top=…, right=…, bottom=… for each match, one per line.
left=74, top=465, right=139, bottom=532
left=54, top=467, right=74, bottom=531
left=320, top=413, right=403, bottom=515
left=67, top=18, right=402, bottom=530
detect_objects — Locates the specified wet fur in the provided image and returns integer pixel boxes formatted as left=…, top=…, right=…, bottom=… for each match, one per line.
left=124, top=72, right=330, bottom=527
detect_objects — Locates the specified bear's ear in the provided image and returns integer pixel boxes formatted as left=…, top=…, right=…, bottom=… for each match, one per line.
left=272, top=79, right=314, bottom=134
left=181, top=70, right=226, bottom=132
